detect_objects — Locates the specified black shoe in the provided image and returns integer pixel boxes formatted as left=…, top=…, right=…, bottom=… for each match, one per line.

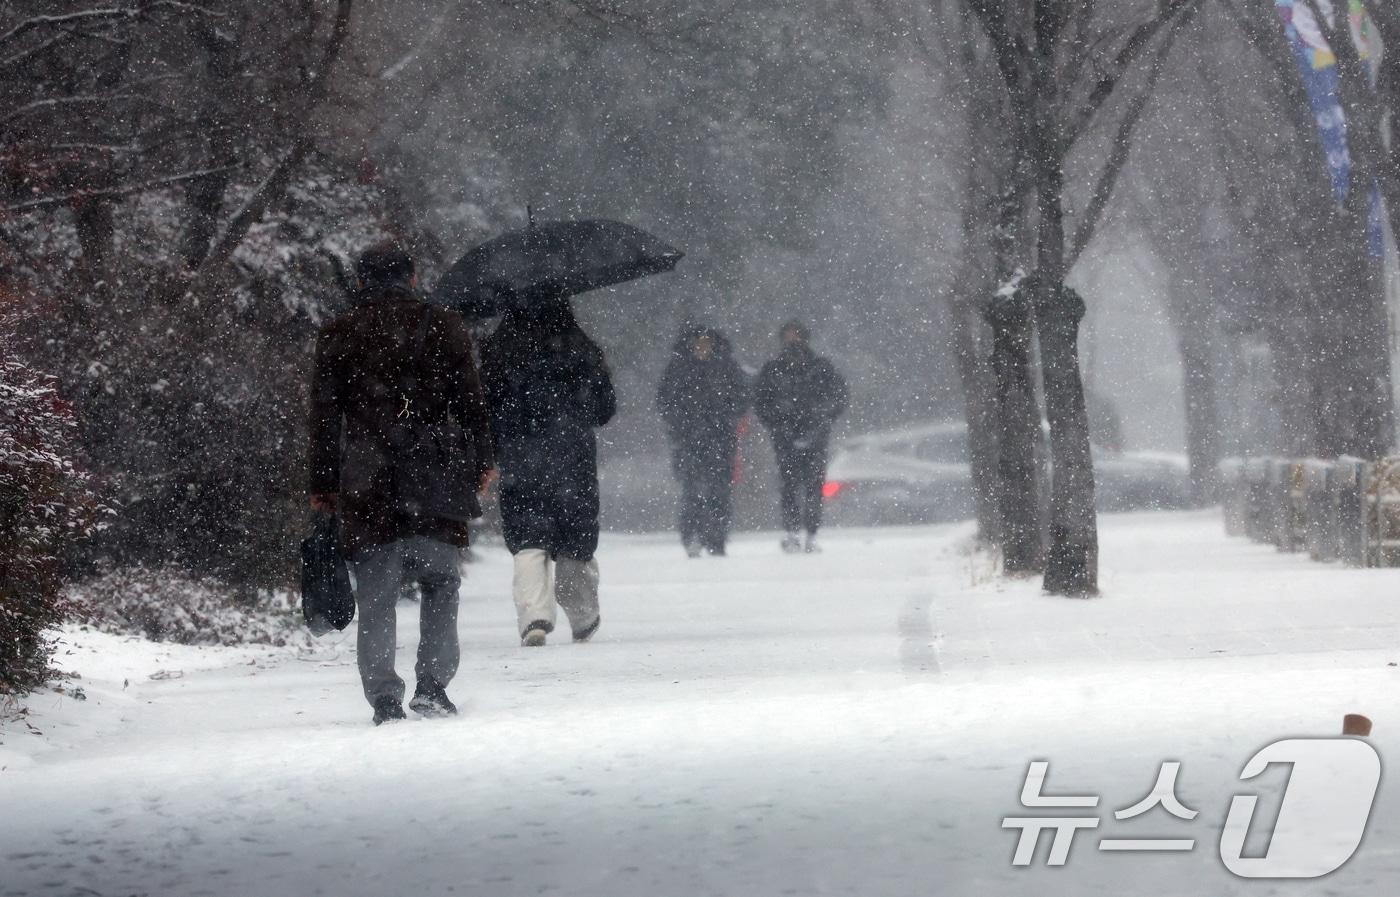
left=521, top=619, right=551, bottom=647
left=409, top=679, right=457, bottom=718
left=572, top=615, right=601, bottom=643
left=372, top=695, right=406, bottom=726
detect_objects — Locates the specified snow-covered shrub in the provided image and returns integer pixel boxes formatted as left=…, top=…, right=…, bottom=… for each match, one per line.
left=0, top=317, right=99, bottom=695
left=11, top=159, right=399, bottom=596
left=74, top=566, right=309, bottom=648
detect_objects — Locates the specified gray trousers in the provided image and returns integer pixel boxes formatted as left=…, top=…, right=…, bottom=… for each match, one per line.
left=351, top=536, right=462, bottom=705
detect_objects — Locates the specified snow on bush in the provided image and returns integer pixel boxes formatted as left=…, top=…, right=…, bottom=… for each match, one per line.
left=73, top=567, right=311, bottom=649
left=0, top=316, right=100, bottom=695
left=9, top=158, right=401, bottom=596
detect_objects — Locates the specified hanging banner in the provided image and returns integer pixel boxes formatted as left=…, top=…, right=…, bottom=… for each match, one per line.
left=1274, top=0, right=1384, bottom=255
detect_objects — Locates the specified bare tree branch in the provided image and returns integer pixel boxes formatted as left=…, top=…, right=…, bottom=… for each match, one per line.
left=0, top=8, right=132, bottom=48
left=187, top=0, right=354, bottom=293
left=0, top=30, right=65, bottom=69
left=0, top=1, right=220, bottom=49
left=1217, top=0, right=1302, bottom=84
left=2, top=166, right=240, bottom=212
left=965, top=0, right=1022, bottom=95
left=1068, top=0, right=1201, bottom=268
left=0, top=93, right=143, bottom=127
left=1064, top=0, right=1203, bottom=144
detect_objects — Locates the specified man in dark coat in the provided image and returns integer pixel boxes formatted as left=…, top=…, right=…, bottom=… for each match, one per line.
left=480, top=300, right=615, bottom=647
left=657, top=327, right=749, bottom=556
left=753, top=319, right=848, bottom=553
left=308, top=243, right=495, bottom=725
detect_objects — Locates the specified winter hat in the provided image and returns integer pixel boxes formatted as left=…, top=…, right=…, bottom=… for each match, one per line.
left=779, top=318, right=810, bottom=343
left=356, top=242, right=415, bottom=292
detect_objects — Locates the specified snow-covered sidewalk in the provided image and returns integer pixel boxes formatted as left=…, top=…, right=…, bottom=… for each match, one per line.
left=3, top=511, right=1399, bottom=896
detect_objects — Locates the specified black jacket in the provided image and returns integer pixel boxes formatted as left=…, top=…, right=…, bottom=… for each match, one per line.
left=753, top=343, right=848, bottom=446
left=657, top=328, right=749, bottom=462
left=308, top=287, right=494, bottom=556
left=480, top=303, right=615, bottom=558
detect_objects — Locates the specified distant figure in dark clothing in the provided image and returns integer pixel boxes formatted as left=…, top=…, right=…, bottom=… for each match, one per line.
left=657, top=327, right=750, bottom=557
left=480, top=299, right=615, bottom=647
left=753, top=319, right=848, bottom=553
left=308, top=243, right=496, bottom=725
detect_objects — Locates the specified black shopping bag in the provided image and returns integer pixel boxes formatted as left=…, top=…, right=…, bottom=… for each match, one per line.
left=301, top=513, right=355, bottom=635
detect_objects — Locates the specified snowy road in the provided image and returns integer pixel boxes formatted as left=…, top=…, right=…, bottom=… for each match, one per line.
left=4, top=511, right=1400, bottom=897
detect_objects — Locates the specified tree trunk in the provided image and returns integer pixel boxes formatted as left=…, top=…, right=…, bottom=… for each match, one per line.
left=1027, top=0, right=1097, bottom=596
left=71, top=196, right=114, bottom=288
left=950, top=296, right=1003, bottom=542
left=1312, top=244, right=1394, bottom=458
left=1035, top=283, right=1098, bottom=595
left=1178, top=320, right=1221, bottom=503
left=180, top=169, right=233, bottom=269
left=186, top=0, right=355, bottom=294
left=1033, top=159, right=1098, bottom=596
left=951, top=98, right=1014, bottom=545
left=984, top=284, right=1043, bottom=573
left=985, top=122, right=1045, bottom=571
left=1315, top=2, right=1397, bottom=458
left=1268, top=301, right=1324, bottom=457
left=1368, top=2, right=1400, bottom=255
left=179, top=22, right=241, bottom=269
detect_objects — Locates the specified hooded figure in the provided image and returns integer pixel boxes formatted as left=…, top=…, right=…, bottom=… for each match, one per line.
left=657, top=327, right=750, bottom=556
left=308, top=243, right=495, bottom=725
left=753, top=319, right=848, bottom=553
left=480, top=299, right=615, bottom=646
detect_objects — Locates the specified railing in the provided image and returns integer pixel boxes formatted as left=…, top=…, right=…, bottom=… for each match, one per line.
left=1218, top=456, right=1400, bottom=567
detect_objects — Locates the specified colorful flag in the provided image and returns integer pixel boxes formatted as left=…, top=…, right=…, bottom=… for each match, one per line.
left=1274, top=0, right=1384, bottom=254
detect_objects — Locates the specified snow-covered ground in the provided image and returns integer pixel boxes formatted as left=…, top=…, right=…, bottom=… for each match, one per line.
left=3, top=510, right=1399, bottom=897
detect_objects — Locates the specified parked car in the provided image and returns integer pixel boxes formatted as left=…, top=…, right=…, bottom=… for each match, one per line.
left=822, top=420, right=1191, bottom=527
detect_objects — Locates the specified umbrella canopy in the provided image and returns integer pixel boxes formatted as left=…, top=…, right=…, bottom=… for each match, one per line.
left=432, top=219, right=683, bottom=318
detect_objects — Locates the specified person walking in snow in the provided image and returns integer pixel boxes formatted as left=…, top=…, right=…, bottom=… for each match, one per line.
left=308, top=243, right=496, bottom=726
left=480, top=299, right=614, bottom=647
left=753, top=319, right=848, bottom=553
left=657, top=327, right=749, bottom=557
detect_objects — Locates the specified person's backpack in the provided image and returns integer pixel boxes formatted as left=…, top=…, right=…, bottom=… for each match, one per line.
left=384, top=308, right=479, bottom=521
left=301, top=513, right=355, bottom=635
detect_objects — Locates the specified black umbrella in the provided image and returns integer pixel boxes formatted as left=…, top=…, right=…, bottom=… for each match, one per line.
left=432, top=219, right=683, bottom=318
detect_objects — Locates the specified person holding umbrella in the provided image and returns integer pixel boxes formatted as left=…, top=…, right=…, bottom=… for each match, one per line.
left=480, top=298, right=614, bottom=646
left=753, top=319, right=848, bottom=554
left=657, top=327, right=749, bottom=557
left=433, top=216, right=681, bottom=645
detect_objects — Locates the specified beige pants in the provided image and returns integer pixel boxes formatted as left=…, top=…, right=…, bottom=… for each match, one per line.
left=512, top=549, right=600, bottom=637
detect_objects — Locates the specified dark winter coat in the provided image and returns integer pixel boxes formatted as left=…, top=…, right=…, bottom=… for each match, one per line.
left=657, top=329, right=749, bottom=476
left=753, top=343, right=849, bottom=447
left=308, top=287, right=495, bottom=558
left=480, top=303, right=616, bottom=560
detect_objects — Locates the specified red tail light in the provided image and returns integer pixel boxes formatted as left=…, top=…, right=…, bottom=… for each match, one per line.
left=821, top=481, right=844, bottom=500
